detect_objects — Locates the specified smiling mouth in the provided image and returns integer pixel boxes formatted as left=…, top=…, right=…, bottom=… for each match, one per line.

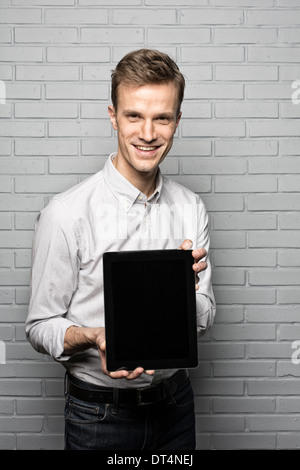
left=133, top=145, right=161, bottom=152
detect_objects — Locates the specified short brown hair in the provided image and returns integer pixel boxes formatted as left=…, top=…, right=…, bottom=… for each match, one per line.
left=111, top=49, right=185, bottom=116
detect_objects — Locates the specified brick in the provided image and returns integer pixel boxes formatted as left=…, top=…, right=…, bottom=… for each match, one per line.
left=0, top=195, right=44, bottom=212
left=0, top=64, right=12, bottom=80
left=249, top=269, right=300, bottom=286
left=249, top=120, right=300, bottom=137
left=15, top=176, right=78, bottom=194
left=213, top=434, right=276, bottom=451
left=0, top=103, right=12, bottom=118
left=249, top=231, right=300, bottom=248
left=180, top=65, right=212, bottom=81
left=82, top=64, right=112, bottom=81
left=213, top=214, right=277, bottom=230
left=169, top=175, right=211, bottom=193
left=212, top=268, right=245, bottom=285
left=211, top=232, right=246, bottom=249
left=182, top=120, right=245, bottom=137
left=215, top=175, right=277, bottom=192
left=215, top=139, right=277, bottom=156
left=49, top=157, right=106, bottom=174
left=182, top=46, right=244, bottom=62
left=216, top=65, right=278, bottom=81
left=148, top=28, right=210, bottom=44
left=185, top=83, right=243, bottom=99
left=15, top=102, right=78, bottom=119
left=13, top=0, right=74, bottom=4
left=248, top=9, right=300, bottom=25
left=247, top=341, right=294, bottom=358
left=280, top=140, right=300, bottom=156
left=0, top=232, right=35, bottom=249
left=0, top=8, right=42, bottom=23
left=180, top=9, right=243, bottom=25
left=248, top=194, right=300, bottom=211
left=248, top=379, right=300, bottom=395
left=45, top=9, right=108, bottom=24
left=48, top=120, right=111, bottom=137
left=15, top=213, right=38, bottom=230
left=248, top=416, right=300, bottom=432
left=216, top=101, right=278, bottom=118
left=47, top=47, right=110, bottom=63
left=181, top=102, right=211, bottom=118
left=0, top=27, right=11, bottom=43
left=81, top=27, right=144, bottom=44
left=280, top=175, right=300, bottom=191
left=0, top=251, right=12, bottom=268
left=0, top=46, right=43, bottom=62
left=249, top=157, right=300, bottom=174
left=213, top=361, right=276, bottom=377
left=112, top=9, right=176, bottom=24
left=0, top=122, right=44, bottom=137
left=16, top=65, right=79, bottom=81
left=278, top=249, right=300, bottom=265
left=278, top=289, right=300, bottom=304
left=246, top=83, right=292, bottom=99
left=80, top=0, right=141, bottom=3
left=15, top=139, right=78, bottom=156
left=46, top=83, right=108, bottom=100
left=249, top=47, right=300, bottom=63
left=213, top=287, right=276, bottom=305
left=201, top=195, right=244, bottom=212
left=215, top=28, right=277, bottom=44
left=81, top=103, right=112, bottom=119
left=214, top=249, right=277, bottom=267
left=182, top=157, right=245, bottom=174
left=15, top=27, right=77, bottom=43
left=6, top=83, right=41, bottom=100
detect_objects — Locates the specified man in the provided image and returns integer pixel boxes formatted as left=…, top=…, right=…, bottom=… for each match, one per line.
left=26, top=49, right=216, bottom=450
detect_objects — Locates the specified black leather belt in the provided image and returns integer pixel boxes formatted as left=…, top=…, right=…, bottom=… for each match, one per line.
left=67, top=369, right=188, bottom=407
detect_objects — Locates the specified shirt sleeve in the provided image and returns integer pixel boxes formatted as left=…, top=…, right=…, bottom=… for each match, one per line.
left=195, top=197, right=216, bottom=336
left=25, top=199, right=81, bottom=361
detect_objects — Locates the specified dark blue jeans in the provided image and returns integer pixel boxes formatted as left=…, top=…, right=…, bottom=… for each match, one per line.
left=64, top=375, right=195, bottom=450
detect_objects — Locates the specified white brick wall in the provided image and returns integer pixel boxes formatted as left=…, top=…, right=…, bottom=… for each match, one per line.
left=0, top=0, right=300, bottom=450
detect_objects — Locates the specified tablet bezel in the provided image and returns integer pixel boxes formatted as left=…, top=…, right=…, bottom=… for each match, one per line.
left=103, top=249, right=198, bottom=372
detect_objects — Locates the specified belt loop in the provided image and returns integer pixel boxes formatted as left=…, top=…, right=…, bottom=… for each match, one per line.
left=64, top=371, right=68, bottom=397
left=112, top=388, right=119, bottom=415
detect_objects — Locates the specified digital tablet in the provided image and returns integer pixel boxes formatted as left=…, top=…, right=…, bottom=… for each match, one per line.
left=103, top=249, right=198, bottom=371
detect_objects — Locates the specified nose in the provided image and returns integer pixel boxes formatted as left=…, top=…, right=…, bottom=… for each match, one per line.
left=139, top=119, right=157, bottom=143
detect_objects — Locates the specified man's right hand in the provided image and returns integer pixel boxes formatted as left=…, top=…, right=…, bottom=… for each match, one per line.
left=64, top=326, right=154, bottom=380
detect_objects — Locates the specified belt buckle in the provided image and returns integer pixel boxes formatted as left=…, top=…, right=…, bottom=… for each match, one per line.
left=136, top=387, right=156, bottom=406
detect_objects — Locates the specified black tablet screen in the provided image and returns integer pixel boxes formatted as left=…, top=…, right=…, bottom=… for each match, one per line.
left=103, top=250, right=198, bottom=371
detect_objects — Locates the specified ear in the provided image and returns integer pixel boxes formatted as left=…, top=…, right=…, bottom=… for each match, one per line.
left=175, top=111, right=182, bottom=129
left=108, top=105, right=118, bottom=130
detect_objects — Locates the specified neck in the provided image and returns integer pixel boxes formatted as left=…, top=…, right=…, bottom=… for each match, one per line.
left=112, top=155, right=157, bottom=198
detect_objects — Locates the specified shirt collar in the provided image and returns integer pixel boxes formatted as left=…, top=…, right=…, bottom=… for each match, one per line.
left=103, top=153, right=162, bottom=212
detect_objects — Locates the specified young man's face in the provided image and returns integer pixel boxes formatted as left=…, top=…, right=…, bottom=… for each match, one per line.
left=108, top=82, right=181, bottom=183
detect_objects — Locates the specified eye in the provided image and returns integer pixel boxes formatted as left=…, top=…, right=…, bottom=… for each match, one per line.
left=128, top=113, right=140, bottom=121
left=157, top=116, right=171, bottom=123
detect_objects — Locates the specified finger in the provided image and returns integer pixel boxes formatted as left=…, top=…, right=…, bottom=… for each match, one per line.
left=192, top=248, right=207, bottom=262
left=193, top=261, right=207, bottom=273
left=125, top=367, right=145, bottom=380
left=178, top=239, right=193, bottom=250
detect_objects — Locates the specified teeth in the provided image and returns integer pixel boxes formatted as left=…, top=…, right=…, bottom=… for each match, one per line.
left=136, top=146, right=157, bottom=151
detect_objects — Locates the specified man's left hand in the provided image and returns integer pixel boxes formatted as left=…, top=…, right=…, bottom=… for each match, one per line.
left=179, top=239, right=208, bottom=291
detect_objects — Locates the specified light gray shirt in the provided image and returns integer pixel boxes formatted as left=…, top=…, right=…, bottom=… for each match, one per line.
left=26, top=154, right=216, bottom=388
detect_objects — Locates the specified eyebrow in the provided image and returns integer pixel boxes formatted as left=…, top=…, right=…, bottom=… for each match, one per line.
left=123, top=109, right=175, bottom=119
